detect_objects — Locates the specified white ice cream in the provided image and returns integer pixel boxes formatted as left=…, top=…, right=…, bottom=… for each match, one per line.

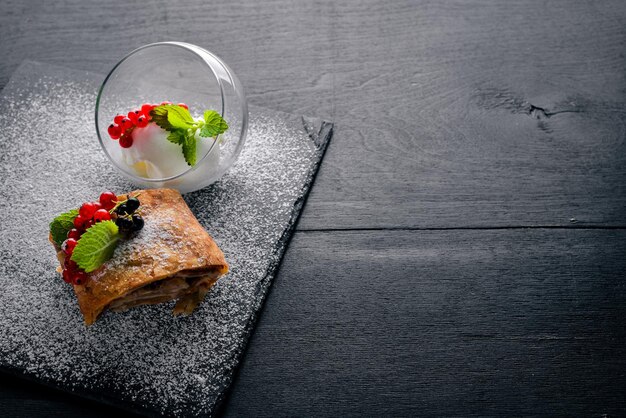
left=118, top=121, right=219, bottom=179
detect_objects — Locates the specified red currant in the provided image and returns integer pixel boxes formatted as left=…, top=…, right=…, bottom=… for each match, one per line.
left=120, top=117, right=133, bottom=131
left=113, top=114, right=125, bottom=125
left=141, top=103, right=155, bottom=116
left=128, top=110, right=141, bottom=124
left=160, top=101, right=172, bottom=106
left=177, top=103, right=188, bottom=110
left=99, top=191, right=117, bottom=210
left=119, top=133, right=133, bottom=148
left=93, top=209, right=111, bottom=222
left=64, top=258, right=78, bottom=272
left=62, top=269, right=73, bottom=283
left=93, top=202, right=104, bottom=211
left=73, top=215, right=87, bottom=229
left=72, top=271, right=88, bottom=286
left=84, top=219, right=95, bottom=229
left=67, top=228, right=82, bottom=240
left=79, top=201, right=97, bottom=219
left=62, top=238, right=78, bottom=255
left=108, top=123, right=121, bottom=140
left=136, top=115, right=149, bottom=128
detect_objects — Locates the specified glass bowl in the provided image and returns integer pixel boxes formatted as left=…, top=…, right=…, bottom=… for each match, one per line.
left=96, top=42, right=248, bottom=193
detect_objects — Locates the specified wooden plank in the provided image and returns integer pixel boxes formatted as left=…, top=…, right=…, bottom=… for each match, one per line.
left=3, top=228, right=625, bottom=416
left=1, top=1, right=625, bottom=229
left=298, top=0, right=626, bottom=229
left=0, top=0, right=625, bottom=416
left=223, top=229, right=626, bottom=416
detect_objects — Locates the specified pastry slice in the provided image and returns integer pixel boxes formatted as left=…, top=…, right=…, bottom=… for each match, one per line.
left=49, top=188, right=228, bottom=325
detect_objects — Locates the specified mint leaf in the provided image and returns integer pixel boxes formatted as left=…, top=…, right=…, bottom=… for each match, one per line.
left=151, top=105, right=227, bottom=167
left=71, top=221, right=120, bottom=273
left=200, top=110, right=228, bottom=137
left=49, top=209, right=79, bottom=246
left=150, top=105, right=174, bottom=131
left=166, top=129, right=186, bottom=145
left=165, top=104, right=194, bottom=129
left=182, top=133, right=197, bottom=166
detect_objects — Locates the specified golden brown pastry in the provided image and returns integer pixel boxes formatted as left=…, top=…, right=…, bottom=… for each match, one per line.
left=50, top=188, right=228, bottom=325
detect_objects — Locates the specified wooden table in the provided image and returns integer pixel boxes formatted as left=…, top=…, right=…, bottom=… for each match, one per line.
left=1, top=0, right=625, bottom=416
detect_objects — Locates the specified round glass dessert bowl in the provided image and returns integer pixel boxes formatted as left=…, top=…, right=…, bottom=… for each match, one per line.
left=96, top=42, right=248, bottom=193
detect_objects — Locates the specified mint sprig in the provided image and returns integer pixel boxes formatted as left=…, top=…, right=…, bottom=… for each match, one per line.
left=49, top=209, right=79, bottom=246
left=70, top=220, right=120, bottom=273
left=150, top=104, right=228, bottom=166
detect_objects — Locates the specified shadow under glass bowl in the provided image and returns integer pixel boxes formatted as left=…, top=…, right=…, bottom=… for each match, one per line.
left=96, top=42, right=248, bottom=193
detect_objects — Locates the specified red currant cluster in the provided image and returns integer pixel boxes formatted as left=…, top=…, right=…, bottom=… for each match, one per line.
left=106, top=102, right=188, bottom=148
left=61, top=191, right=118, bottom=286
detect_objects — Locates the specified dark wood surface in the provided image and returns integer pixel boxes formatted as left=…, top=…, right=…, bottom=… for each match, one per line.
left=1, top=0, right=625, bottom=416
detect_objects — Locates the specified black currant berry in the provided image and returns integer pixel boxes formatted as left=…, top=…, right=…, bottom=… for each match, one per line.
left=115, top=216, right=133, bottom=231
left=131, top=214, right=144, bottom=231
left=115, top=203, right=129, bottom=215
left=125, top=197, right=140, bottom=213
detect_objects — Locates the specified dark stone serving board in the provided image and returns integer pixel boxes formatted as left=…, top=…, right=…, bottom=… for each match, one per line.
left=0, top=60, right=332, bottom=417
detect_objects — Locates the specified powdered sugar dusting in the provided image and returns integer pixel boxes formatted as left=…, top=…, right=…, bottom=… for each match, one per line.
left=0, top=62, right=331, bottom=416
left=91, top=212, right=175, bottom=280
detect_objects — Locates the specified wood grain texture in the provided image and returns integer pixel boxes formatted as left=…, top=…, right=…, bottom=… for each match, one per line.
left=1, top=0, right=626, bottom=416
left=4, top=229, right=625, bottom=417
left=1, top=0, right=624, bottom=228
left=224, top=229, right=626, bottom=417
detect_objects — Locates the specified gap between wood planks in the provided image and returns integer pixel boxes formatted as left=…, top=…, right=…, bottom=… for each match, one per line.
left=297, top=225, right=626, bottom=233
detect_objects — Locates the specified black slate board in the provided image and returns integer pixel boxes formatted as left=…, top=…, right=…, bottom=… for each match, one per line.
left=0, top=61, right=332, bottom=417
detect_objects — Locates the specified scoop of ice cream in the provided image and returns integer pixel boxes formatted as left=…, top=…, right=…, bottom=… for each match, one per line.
left=119, top=122, right=217, bottom=179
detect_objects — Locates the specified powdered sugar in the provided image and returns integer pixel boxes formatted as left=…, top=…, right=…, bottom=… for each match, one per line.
left=0, top=61, right=331, bottom=416
left=90, top=212, right=175, bottom=282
